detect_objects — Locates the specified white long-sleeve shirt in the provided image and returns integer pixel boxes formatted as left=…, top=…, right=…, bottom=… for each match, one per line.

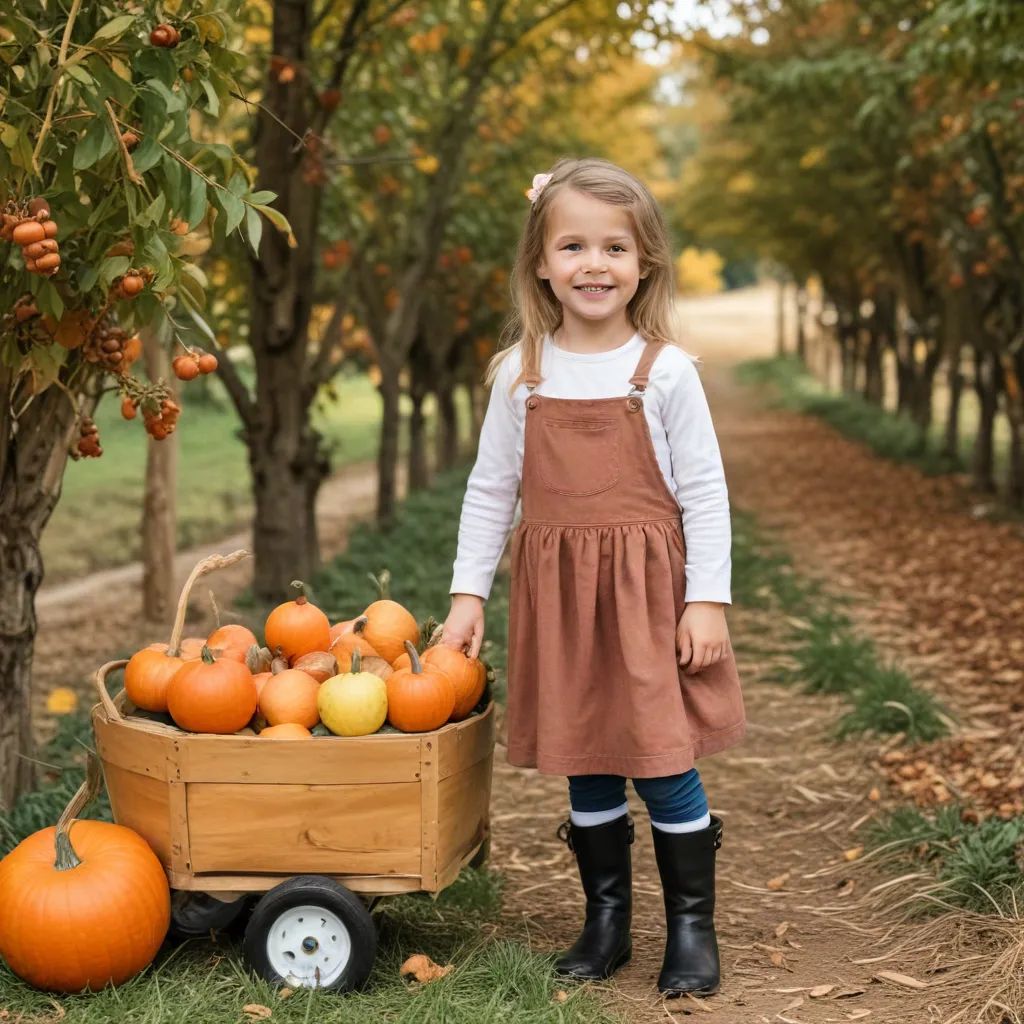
left=450, top=333, right=732, bottom=604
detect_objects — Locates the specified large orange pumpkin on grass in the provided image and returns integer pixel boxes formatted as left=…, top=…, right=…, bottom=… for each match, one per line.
left=167, top=647, right=258, bottom=733
left=362, top=571, right=419, bottom=663
left=0, top=758, right=170, bottom=992
left=259, top=669, right=320, bottom=729
left=264, top=581, right=331, bottom=661
left=386, top=641, right=455, bottom=732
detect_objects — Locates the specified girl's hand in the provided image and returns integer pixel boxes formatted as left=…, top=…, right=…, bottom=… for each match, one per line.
left=677, top=602, right=731, bottom=676
left=441, top=594, right=485, bottom=659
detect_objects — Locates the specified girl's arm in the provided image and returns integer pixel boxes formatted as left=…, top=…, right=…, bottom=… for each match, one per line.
left=444, top=359, right=522, bottom=657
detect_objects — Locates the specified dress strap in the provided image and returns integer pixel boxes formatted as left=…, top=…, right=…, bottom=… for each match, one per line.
left=523, top=369, right=541, bottom=392
left=628, top=342, right=666, bottom=392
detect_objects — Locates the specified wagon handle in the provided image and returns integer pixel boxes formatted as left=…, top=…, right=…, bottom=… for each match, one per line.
left=93, top=659, right=129, bottom=722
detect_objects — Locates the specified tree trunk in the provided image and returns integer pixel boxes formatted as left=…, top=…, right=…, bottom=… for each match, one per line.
left=1009, top=413, right=1024, bottom=508
left=972, top=348, right=999, bottom=494
left=863, top=330, right=884, bottom=405
left=0, top=381, right=79, bottom=810
left=776, top=279, right=786, bottom=357
left=141, top=329, right=178, bottom=623
left=942, top=346, right=964, bottom=466
left=795, top=284, right=808, bottom=363
left=376, top=363, right=402, bottom=527
left=407, top=392, right=429, bottom=491
left=435, top=382, right=459, bottom=472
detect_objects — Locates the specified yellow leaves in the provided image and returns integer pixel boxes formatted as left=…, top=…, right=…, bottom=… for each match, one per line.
left=675, top=247, right=724, bottom=297
left=799, top=144, right=829, bottom=169
left=244, top=25, right=272, bottom=46
left=766, top=872, right=789, bottom=891
left=726, top=171, right=756, bottom=195
left=409, top=25, right=446, bottom=53
left=415, top=154, right=439, bottom=174
left=194, top=15, right=225, bottom=43
left=400, top=954, right=453, bottom=984
left=457, top=45, right=473, bottom=70
left=843, top=846, right=863, bottom=862
left=46, top=688, right=79, bottom=715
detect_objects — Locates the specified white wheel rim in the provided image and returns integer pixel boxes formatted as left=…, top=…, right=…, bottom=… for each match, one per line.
left=265, top=904, right=353, bottom=988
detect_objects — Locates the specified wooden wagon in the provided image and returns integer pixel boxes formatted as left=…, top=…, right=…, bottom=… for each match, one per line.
left=91, top=659, right=495, bottom=991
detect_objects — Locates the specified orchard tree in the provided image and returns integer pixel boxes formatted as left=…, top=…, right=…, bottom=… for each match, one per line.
left=0, top=0, right=289, bottom=809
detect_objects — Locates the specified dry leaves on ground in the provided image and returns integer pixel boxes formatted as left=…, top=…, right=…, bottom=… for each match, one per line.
left=400, top=953, right=454, bottom=984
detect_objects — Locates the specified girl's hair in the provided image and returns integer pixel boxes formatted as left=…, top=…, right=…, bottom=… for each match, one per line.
left=487, top=157, right=683, bottom=390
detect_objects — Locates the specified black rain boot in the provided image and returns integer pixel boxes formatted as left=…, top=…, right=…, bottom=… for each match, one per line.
left=651, top=817, right=723, bottom=996
left=554, top=814, right=634, bottom=980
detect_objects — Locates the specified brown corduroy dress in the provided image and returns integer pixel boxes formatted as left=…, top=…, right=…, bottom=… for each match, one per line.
left=506, top=342, right=746, bottom=778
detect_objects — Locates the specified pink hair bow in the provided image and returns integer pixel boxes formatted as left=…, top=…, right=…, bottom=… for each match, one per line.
left=525, top=172, right=551, bottom=203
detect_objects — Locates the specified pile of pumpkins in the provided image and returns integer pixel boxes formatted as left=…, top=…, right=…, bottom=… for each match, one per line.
left=123, top=555, right=487, bottom=739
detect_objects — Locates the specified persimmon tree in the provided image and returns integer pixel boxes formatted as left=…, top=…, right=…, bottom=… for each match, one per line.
left=0, top=0, right=289, bottom=808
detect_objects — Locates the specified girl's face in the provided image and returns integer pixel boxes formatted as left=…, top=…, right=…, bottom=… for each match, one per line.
left=536, top=188, right=645, bottom=326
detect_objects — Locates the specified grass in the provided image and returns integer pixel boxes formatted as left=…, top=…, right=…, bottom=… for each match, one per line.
left=736, top=355, right=990, bottom=478
left=3, top=470, right=596, bottom=1023
left=42, top=372, right=465, bottom=582
left=864, top=805, right=1024, bottom=916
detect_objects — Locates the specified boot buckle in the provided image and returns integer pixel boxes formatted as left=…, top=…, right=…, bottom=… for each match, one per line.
left=627, top=816, right=635, bottom=845
left=557, top=819, right=574, bottom=852
left=713, top=827, right=723, bottom=850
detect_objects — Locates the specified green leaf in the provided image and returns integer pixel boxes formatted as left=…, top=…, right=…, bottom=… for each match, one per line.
left=36, top=280, right=64, bottom=322
left=245, top=203, right=264, bottom=257
left=200, top=77, right=220, bottom=117
left=248, top=190, right=277, bottom=205
left=187, top=171, right=208, bottom=228
left=63, top=64, right=93, bottom=86
left=131, top=135, right=162, bottom=175
left=142, top=233, right=173, bottom=290
left=176, top=286, right=217, bottom=345
left=176, top=265, right=207, bottom=310
left=228, top=172, right=248, bottom=197
left=89, top=14, right=138, bottom=46
left=27, top=345, right=65, bottom=394
left=98, top=256, right=131, bottom=291
left=73, top=117, right=115, bottom=170
left=137, top=192, right=167, bottom=228
left=216, top=187, right=245, bottom=235
left=253, top=203, right=295, bottom=245
left=143, top=78, right=185, bottom=114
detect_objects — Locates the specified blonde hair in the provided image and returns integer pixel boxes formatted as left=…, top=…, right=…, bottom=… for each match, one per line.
left=487, top=157, right=683, bottom=390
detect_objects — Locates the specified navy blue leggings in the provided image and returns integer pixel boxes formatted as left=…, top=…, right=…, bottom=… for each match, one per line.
left=568, top=769, right=708, bottom=824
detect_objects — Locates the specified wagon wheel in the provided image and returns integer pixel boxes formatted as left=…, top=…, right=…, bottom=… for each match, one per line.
left=242, top=876, right=376, bottom=991
left=169, top=890, right=249, bottom=939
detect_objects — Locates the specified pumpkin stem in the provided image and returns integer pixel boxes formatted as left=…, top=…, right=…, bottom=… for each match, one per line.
left=404, top=639, right=423, bottom=675
left=54, top=753, right=103, bottom=871
left=290, top=580, right=309, bottom=606
left=209, top=590, right=221, bottom=629
left=368, top=570, right=391, bottom=601
left=351, top=648, right=362, bottom=673
left=246, top=644, right=272, bottom=674
left=201, top=645, right=216, bottom=665
left=168, top=549, right=251, bottom=657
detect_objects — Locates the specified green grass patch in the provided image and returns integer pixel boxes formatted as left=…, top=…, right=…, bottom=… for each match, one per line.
left=774, top=611, right=881, bottom=695
left=834, top=664, right=951, bottom=743
left=731, top=511, right=815, bottom=615
left=863, top=806, right=1024, bottom=916
left=736, top=356, right=960, bottom=476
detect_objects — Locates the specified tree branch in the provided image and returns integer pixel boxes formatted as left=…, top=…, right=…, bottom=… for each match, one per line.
left=214, top=350, right=256, bottom=429
left=305, top=286, right=352, bottom=400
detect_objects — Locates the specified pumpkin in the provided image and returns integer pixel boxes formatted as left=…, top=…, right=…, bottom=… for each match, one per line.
left=362, top=570, right=420, bottom=664
left=420, top=646, right=485, bottom=720
left=128, top=550, right=250, bottom=712
left=329, top=619, right=356, bottom=646
left=318, top=649, right=389, bottom=736
left=264, top=580, right=331, bottom=660
left=329, top=616, right=381, bottom=671
left=291, top=650, right=339, bottom=683
left=167, top=647, right=258, bottom=733
left=252, top=671, right=272, bottom=698
left=260, top=723, right=312, bottom=739
left=259, top=669, right=320, bottom=728
left=386, top=641, right=456, bottom=732
left=0, top=756, right=170, bottom=992
left=207, top=623, right=258, bottom=662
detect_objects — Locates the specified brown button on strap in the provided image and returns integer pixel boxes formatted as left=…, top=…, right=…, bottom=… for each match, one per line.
left=627, top=396, right=642, bottom=412
left=526, top=395, right=540, bottom=410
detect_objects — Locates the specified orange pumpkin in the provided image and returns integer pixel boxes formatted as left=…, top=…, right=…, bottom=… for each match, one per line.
left=259, top=669, right=320, bottom=728
left=291, top=650, right=339, bottom=683
left=167, top=647, right=258, bottom=733
left=386, top=641, right=456, bottom=732
left=0, top=758, right=170, bottom=992
left=252, top=671, right=272, bottom=698
left=207, top=623, right=258, bottom=662
left=329, top=619, right=356, bottom=646
left=264, top=581, right=331, bottom=661
left=329, top=616, right=381, bottom=671
left=146, top=637, right=205, bottom=659
left=260, top=723, right=312, bottom=739
left=362, top=571, right=419, bottom=664
left=420, top=646, right=485, bottom=720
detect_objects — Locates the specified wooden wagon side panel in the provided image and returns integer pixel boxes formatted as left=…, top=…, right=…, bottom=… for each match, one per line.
left=101, top=763, right=173, bottom=866
left=435, top=756, right=494, bottom=890
left=186, top=782, right=423, bottom=877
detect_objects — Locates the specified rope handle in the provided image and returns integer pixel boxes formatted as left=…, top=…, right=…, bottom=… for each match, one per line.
left=93, top=659, right=129, bottom=722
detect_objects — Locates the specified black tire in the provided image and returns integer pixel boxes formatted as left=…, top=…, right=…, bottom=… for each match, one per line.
left=242, top=876, right=376, bottom=991
left=168, top=891, right=250, bottom=940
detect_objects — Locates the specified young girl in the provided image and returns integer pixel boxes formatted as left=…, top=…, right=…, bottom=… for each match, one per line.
left=440, top=158, right=745, bottom=997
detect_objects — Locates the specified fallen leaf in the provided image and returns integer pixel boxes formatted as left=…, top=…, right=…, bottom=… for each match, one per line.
left=554, top=991, right=568, bottom=1003
left=770, top=951, right=785, bottom=967
left=843, top=846, right=864, bottom=862
left=832, top=987, right=866, bottom=999
left=868, top=787, right=881, bottom=801
left=242, top=1007, right=272, bottom=1021
left=783, top=996, right=804, bottom=1011
left=847, top=1011, right=872, bottom=1020
left=767, top=873, right=790, bottom=891
left=401, top=953, right=454, bottom=984
left=837, top=879, right=855, bottom=897
left=775, top=921, right=790, bottom=938
left=809, top=984, right=834, bottom=998
left=787, top=939, right=803, bottom=949
left=875, top=970, right=927, bottom=990
left=278, top=988, right=293, bottom=1000
left=46, top=687, right=78, bottom=714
